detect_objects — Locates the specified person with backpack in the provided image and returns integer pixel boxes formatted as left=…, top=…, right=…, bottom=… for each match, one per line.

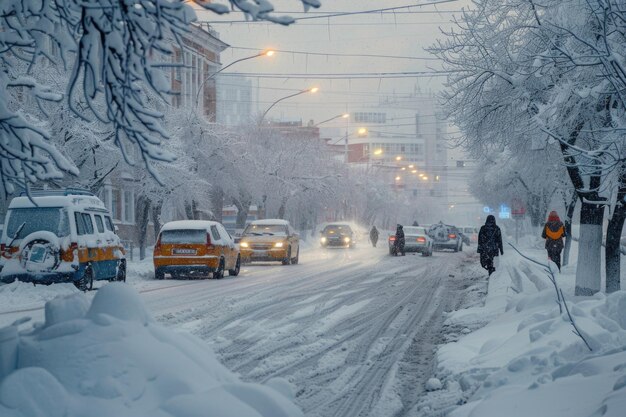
left=477, top=215, right=503, bottom=276
left=369, top=226, right=379, bottom=248
left=542, top=211, right=566, bottom=272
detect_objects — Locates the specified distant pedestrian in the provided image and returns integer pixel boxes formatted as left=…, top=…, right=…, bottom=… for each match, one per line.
left=477, top=215, right=503, bottom=276
left=369, top=226, right=379, bottom=248
left=393, top=224, right=405, bottom=256
left=542, top=211, right=566, bottom=272
left=412, top=221, right=419, bottom=227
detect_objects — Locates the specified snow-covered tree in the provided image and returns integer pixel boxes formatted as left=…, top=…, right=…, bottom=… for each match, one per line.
left=0, top=0, right=321, bottom=193
left=431, top=0, right=626, bottom=294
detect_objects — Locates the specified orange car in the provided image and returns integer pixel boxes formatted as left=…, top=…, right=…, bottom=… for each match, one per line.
left=239, top=219, right=300, bottom=265
left=153, top=221, right=240, bottom=279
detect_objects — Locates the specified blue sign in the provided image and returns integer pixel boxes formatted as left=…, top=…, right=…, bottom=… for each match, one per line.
left=483, top=206, right=494, bottom=214
left=499, top=204, right=511, bottom=219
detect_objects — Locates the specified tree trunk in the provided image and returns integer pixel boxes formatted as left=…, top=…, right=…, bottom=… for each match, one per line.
left=277, top=197, right=287, bottom=220
left=605, top=204, right=625, bottom=293
left=135, top=196, right=151, bottom=260
left=575, top=201, right=604, bottom=295
left=233, top=197, right=251, bottom=229
left=562, top=192, right=577, bottom=267
left=152, top=202, right=162, bottom=240
left=210, top=187, right=224, bottom=223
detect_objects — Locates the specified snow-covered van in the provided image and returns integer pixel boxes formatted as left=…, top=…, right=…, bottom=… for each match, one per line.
left=153, top=221, right=240, bottom=279
left=0, top=189, right=125, bottom=290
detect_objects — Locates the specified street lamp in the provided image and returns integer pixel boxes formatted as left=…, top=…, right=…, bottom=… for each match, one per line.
left=194, top=49, right=275, bottom=110
left=259, top=87, right=319, bottom=124
left=315, top=113, right=349, bottom=127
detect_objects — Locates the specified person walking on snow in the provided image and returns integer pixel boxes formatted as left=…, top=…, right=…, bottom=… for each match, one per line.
left=477, top=215, right=503, bottom=276
left=393, top=224, right=406, bottom=256
left=369, top=226, right=379, bottom=248
left=542, top=211, right=566, bottom=272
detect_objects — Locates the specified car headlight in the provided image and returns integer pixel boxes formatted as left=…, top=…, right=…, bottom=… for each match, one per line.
left=321, top=237, right=327, bottom=243
left=240, top=242, right=249, bottom=248
left=274, top=242, right=284, bottom=248
left=344, top=237, right=351, bottom=243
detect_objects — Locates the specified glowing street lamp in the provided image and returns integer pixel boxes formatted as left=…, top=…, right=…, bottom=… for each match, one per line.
left=373, top=148, right=383, bottom=155
left=259, top=86, right=319, bottom=124
left=395, top=176, right=401, bottom=181
left=315, top=113, right=349, bottom=127
left=357, top=127, right=368, bottom=137
left=411, top=169, right=418, bottom=174
left=422, top=176, right=429, bottom=181
left=395, top=156, right=402, bottom=161
left=195, top=49, right=275, bottom=108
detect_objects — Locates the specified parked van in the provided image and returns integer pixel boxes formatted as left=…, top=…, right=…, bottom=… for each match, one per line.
left=153, top=221, right=240, bottom=279
left=0, top=189, right=126, bottom=290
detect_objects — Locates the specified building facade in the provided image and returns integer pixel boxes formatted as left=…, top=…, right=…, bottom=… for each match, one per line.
left=216, top=74, right=253, bottom=125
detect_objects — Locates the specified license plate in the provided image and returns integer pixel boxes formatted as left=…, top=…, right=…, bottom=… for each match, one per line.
left=173, top=248, right=197, bottom=255
left=252, top=250, right=267, bottom=257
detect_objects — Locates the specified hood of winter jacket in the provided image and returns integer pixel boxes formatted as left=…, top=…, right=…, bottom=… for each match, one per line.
left=548, top=211, right=560, bottom=222
left=485, top=215, right=496, bottom=226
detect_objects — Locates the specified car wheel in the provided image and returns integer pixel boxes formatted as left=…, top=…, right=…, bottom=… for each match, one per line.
left=75, top=266, right=93, bottom=291
left=282, top=247, right=292, bottom=265
left=116, top=260, right=126, bottom=282
left=214, top=258, right=225, bottom=279
left=155, top=268, right=165, bottom=280
left=229, top=255, right=241, bottom=276
left=291, top=248, right=299, bottom=265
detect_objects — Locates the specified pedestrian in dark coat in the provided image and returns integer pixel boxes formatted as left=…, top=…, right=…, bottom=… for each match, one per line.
left=369, top=226, right=379, bottom=247
left=394, top=224, right=405, bottom=256
left=477, top=215, right=503, bottom=275
left=542, top=211, right=566, bottom=272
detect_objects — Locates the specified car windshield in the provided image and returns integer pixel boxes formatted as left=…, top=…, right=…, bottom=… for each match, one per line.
left=5, top=207, right=70, bottom=239
left=404, top=227, right=426, bottom=235
left=464, top=227, right=475, bottom=233
left=161, top=229, right=206, bottom=244
left=243, top=224, right=287, bottom=236
left=323, top=225, right=352, bottom=234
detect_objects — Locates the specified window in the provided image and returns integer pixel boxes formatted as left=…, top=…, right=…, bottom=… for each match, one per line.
left=111, top=189, right=120, bottom=220
left=95, top=215, right=105, bottom=233
left=6, top=208, right=70, bottom=238
left=75, top=212, right=86, bottom=236
left=123, top=190, right=134, bottom=224
left=210, top=225, right=221, bottom=241
left=104, top=216, right=115, bottom=232
left=82, top=213, right=94, bottom=234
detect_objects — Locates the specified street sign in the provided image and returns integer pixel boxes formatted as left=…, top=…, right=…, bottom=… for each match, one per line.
left=499, top=204, right=511, bottom=219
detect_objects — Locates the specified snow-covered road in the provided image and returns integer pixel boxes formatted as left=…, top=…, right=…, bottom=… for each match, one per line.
left=0, top=244, right=486, bottom=417
left=140, top=245, right=484, bottom=417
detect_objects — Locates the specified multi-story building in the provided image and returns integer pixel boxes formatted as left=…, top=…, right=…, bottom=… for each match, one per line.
left=343, top=93, right=449, bottom=203
left=216, top=74, right=253, bottom=125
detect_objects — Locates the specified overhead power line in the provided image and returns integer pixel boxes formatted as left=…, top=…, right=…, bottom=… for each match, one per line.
left=227, top=46, right=439, bottom=61
left=219, top=71, right=449, bottom=80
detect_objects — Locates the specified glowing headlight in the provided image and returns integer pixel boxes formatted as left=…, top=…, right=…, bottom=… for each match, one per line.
left=321, top=237, right=327, bottom=243
left=344, top=237, right=351, bottom=243
left=274, top=242, right=284, bottom=248
left=240, top=242, right=249, bottom=248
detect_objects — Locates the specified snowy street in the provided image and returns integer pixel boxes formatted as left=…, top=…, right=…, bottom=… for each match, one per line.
left=0, top=244, right=485, bottom=417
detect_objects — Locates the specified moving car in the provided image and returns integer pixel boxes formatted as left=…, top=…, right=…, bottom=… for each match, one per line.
left=389, top=226, right=433, bottom=256
left=320, top=223, right=356, bottom=248
left=239, top=219, right=300, bottom=265
left=428, top=222, right=464, bottom=252
left=0, top=189, right=126, bottom=290
left=153, top=220, right=240, bottom=279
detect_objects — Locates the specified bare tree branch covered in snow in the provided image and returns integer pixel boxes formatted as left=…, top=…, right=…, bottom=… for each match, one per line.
left=0, top=0, right=321, bottom=192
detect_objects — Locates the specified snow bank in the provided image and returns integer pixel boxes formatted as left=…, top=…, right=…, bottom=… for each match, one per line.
left=0, top=283, right=303, bottom=417
left=426, top=241, right=626, bottom=417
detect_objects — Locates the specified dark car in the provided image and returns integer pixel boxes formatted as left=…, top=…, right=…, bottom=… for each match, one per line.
left=320, top=224, right=356, bottom=248
left=428, top=222, right=464, bottom=252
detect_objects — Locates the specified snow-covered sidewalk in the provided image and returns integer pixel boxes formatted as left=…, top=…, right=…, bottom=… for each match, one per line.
left=419, top=238, right=626, bottom=417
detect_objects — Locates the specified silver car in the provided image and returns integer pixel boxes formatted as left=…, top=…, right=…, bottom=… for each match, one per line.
left=389, top=226, right=433, bottom=256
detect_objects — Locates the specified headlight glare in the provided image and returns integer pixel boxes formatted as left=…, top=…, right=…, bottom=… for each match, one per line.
left=274, top=242, right=284, bottom=248
left=344, top=237, right=351, bottom=243
left=321, top=237, right=327, bottom=243
left=240, top=242, right=249, bottom=248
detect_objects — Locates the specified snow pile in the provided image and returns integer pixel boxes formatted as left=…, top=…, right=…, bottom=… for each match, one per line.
left=426, top=248, right=626, bottom=417
left=0, top=283, right=303, bottom=417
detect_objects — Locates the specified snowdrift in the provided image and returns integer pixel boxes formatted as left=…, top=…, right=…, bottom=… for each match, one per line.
left=429, top=247, right=626, bottom=417
left=0, top=283, right=303, bottom=417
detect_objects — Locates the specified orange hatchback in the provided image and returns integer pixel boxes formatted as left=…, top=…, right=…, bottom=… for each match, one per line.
left=153, top=221, right=240, bottom=279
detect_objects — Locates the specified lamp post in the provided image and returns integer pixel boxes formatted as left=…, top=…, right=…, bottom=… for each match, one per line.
left=258, top=87, right=319, bottom=125
left=314, top=113, right=349, bottom=127
left=194, top=49, right=275, bottom=112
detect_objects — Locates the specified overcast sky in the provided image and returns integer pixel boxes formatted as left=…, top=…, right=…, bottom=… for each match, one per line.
left=195, top=0, right=470, bottom=129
